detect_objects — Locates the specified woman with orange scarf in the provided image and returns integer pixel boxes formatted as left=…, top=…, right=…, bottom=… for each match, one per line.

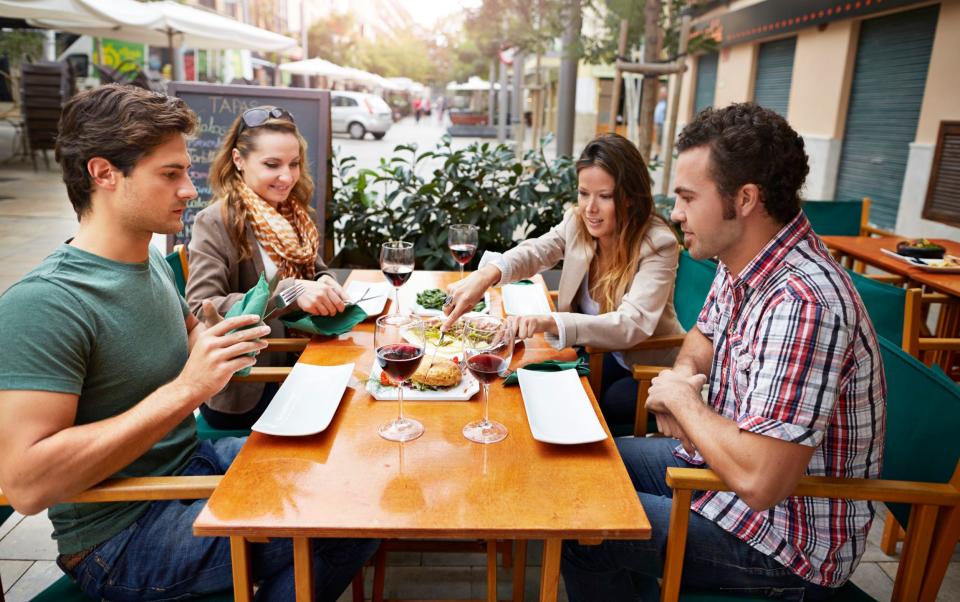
left=187, top=106, right=348, bottom=429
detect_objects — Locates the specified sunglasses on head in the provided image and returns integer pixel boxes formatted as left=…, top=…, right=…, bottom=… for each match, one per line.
left=238, top=106, right=295, bottom=134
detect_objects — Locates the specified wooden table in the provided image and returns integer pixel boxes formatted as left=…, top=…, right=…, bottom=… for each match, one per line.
left=193, top=271, right=651, bottom=601
left=822, top=236, right=960, bottom=376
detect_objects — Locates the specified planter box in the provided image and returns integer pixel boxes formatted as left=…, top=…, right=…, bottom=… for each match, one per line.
left=449, top=110, right=489, bottom=126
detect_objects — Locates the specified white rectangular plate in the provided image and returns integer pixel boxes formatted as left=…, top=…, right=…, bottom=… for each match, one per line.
left=411, top=291, right=491, bottom=317
left=502, top=282, right=551, bottom=316
left=252, top=363, right=354, bottom=436
left=518, top=368, right=607, bottom=445
left=880, top=248, right=960, bottom=273
left=346, top=281, right=392, bottom=316
left=367, top=362, right=480, bottom=401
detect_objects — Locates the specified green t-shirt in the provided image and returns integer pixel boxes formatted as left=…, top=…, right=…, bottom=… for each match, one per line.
left=0, top=244, right=198, bottom=554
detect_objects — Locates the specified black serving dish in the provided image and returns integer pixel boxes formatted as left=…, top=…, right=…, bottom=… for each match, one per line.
left=896, top=240, right=946, bottom=259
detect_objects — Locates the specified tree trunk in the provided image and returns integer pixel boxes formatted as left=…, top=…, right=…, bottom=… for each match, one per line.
left=556, top=0, right=582, bottom=156
left=637, top=0, right=662, bottom=162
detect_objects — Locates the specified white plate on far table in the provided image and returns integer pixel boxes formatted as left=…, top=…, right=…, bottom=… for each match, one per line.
left=252, top=363, right=354, bottom=436
left=366, top=362, right=480, bottom=401
left=411, top=291, right=491, bottom=317
left=502, top=281, right=552, bottom=316
left=879, top=248, right=960, bottom=273
left=346, top=281, right=392, bottom=317
left=518, top=368, right=607, bottom=445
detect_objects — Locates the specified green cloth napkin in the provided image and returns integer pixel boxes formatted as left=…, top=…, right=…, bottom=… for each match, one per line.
left=224, top=273, right=272, bottom=377
left=281, top=304, right=368, bottom=336
left=511, top=279, right=535, bottom=285
left=502, top=356, right=590, bottom=386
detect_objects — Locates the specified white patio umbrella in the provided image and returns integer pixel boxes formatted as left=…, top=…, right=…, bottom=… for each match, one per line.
left=447, top=76, right=499, bottom=92
left=278, top=57, right=352, bottom=78
left=20, top=0, right=297, bottom=79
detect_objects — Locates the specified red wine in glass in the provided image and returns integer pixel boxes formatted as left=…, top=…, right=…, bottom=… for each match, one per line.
left=449, top=243, right=477, bottom=266
left=466, top=353, right=508, bottom=384
left=382, top=266, right=413, bottom=287
left=377, top=344, right=424, bottom=382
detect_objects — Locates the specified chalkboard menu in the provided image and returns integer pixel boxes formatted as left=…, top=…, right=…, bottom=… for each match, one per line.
left=165, top=82, right=332, bottom=254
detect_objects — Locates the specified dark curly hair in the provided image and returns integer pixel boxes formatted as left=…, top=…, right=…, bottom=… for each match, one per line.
left=676, top=103, right=809, bottom=224
left=55, top=84, right=198, bottom=220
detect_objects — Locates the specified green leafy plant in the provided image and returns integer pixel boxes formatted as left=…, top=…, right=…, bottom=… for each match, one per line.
left=329, top=134, right=578, bottom=269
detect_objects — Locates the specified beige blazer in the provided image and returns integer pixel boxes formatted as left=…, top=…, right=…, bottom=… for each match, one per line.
left=186, top=200, right=333, bottom=414
left=495, top=208, right=684, bottom=367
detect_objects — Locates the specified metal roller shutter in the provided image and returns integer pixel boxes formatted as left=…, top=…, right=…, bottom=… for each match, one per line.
left=694, top=52, right=718, bottom=115
left=835, top=5, right=939, bottom=229
left=753, top=37, right=796, bottom=117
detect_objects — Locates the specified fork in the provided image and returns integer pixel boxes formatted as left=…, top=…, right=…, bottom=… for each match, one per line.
left=262, top=282, right=305, bottom=321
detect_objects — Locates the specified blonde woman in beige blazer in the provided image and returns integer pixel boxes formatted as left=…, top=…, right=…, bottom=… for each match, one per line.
left=187, top=106, right=347, bottom=429
left=444, top=133, right=683, bottom=425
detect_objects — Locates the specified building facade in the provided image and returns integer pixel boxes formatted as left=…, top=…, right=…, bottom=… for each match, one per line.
left=675, top=0, right=960, bottom=237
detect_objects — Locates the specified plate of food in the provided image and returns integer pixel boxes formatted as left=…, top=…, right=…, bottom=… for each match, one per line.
left=366, top=356, right=480, bottom=400
left=881, top=248, right=960, bottom=273
left=411, top=288, right=490, bottom=317
left=894, top=238, right=946, bottom=259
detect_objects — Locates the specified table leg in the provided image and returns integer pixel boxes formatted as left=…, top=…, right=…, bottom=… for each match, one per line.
left=487, top=539, right=498, bottom=602
left=538, top=538, right=562, bottom=602
left=293, top=537, right=314, bottom=601
left=230, top=536, right=254, bottom=602
left=512, top=540, right=527, bottom=602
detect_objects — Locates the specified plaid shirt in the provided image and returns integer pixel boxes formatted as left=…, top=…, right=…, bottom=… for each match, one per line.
left=677, top=213, right=886, bottom=587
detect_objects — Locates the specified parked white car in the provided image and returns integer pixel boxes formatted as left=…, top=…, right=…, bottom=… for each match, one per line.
left=331, top=91, right=393, bottom=140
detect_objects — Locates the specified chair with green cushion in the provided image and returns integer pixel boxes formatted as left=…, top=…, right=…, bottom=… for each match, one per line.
left=657, top=336, right=960, bottom=601
left=803, top=198, right=870, bottom=237
left=588, top=249, right=718, bottom=437
left=164, top=244, right=189, bottom=297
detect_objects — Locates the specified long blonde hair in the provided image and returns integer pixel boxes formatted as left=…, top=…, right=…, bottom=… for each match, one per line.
left=574, top=133, right=661, bottom=313
left=208, top=108, right=314, bottom=260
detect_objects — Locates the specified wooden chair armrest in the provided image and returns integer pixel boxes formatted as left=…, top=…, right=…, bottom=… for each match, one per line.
left=548, top=290, right=559, bottom=304
left=585, top=335, right=687, bottom=356
left=863, top=225, right=897, bottom=238
left=0, top=475, right=222, bottom=506
left=263, top=338, right=309, bottom=353
left=922, top=293, right=958, bottom=305
left=916, top=338, right=960, bottom=352
left=230, top=367, right=292, bottom=382
left=664, top=467, right=960, bottom=506
left=632, top=365, right=668, bottom=380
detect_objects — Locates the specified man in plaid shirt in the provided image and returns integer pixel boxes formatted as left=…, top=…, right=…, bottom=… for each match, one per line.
left=562, top=103, right=885, bottom=600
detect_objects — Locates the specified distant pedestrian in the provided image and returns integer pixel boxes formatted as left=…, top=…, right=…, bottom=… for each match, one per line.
left=413, top=98, right=423, bottom=123
left=653, top=87, right=667, bottom=160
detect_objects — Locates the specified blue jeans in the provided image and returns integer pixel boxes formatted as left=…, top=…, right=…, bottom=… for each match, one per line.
left=60, top=437, right=379, bottom=601
left=561, top=438, right=837, bottom=601
left=599, top=353, right=639, bottom=427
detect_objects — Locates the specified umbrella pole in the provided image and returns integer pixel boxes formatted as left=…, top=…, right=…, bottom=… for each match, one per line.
left=168, top=29, right=183, bottom=82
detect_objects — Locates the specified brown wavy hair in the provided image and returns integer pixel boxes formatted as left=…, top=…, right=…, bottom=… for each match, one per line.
left=209, top=107, right=313, bottom=260
left=574, top=133, right=661, bottom=313
left=55, top=84, right=197, bottom=219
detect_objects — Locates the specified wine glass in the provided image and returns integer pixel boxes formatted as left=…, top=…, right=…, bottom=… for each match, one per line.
left=448, top=224, right=479, bottom=281
left=462, top=315, right=514, bottom=444
left=375, top=314, right=425, bottom=442
left=381, top=241, right=414, bottom=315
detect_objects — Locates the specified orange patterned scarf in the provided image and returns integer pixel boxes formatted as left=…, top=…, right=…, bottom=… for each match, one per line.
left=238, top=180, right=319, bottom=280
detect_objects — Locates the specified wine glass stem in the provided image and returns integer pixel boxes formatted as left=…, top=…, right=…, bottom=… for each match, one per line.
left=395, top=286, right=400, bottom=314
left=481, top=382, right=490, bottom=426
left=459, top=263, right=464, bottom=281
left=398, top=381, right=405, bottom=422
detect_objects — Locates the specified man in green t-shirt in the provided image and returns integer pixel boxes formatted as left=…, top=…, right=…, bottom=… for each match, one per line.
left=0, top=84, right=376, bottom=600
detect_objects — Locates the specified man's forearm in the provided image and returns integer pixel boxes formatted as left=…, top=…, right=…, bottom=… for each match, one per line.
left=9, top=382, right=202, bottom=514
left=673, top=326, right=713, bottom=377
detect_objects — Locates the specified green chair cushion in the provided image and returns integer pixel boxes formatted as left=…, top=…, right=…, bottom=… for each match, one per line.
left=32, top=575, right=234, bottom=602
left=845, top=269, right=906, bottom=345
left=195, top=411, right=251, bottom=441
left=164, top=248, right=188, bottom=297
left=803, top=199, right=864, bottom=237
left=675, top=250, right=717, bottom=331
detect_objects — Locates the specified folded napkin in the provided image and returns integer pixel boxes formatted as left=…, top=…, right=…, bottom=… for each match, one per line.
left=510, top=279, right=535, bottom=285
left=281, top=305, right=368, bottom=336
left=224, top=273, right=272, bottom=376
left=502, top=356, right=590, bottom=386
